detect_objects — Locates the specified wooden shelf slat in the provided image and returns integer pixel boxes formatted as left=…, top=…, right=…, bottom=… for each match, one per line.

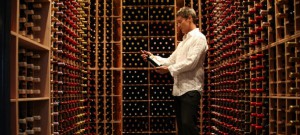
left=10, top=99, right=17, bottom=102
left=18, top=34, right=50, bottom=51
left=269, top=33, right=300, bottom=48
left=269, top=96, right=300, bottom=99
left=18, top=97, right=49, bottom=102
left=10, top=31, right=18, bottom=37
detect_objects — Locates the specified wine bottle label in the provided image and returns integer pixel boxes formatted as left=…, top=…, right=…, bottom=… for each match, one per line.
left=19, top=76, right=26, bottom=80
left=289, top=57, right=300, bottom=63
left=19, top=89, right=27, bottom=94
left=19, top=119, right=27, bottom=124
left=33, top=127, right=41, bottom=132
left=27, top=90, right=34, bottom=94
left=147, top=55, right=161, bottom=67
left=33, top=89, right=40, bottom=94
left=25, top=10, right=34, bottom=15
left=289, top=87, right=300, bottom=93
left=26, top=77, right=34, bottom=81
left=289, top=105, right=300, bottom=111
left=26, top=130, right=35, bottom=134
left=25, top=0, right=34, bottom=2
left=26, top=34, right=34, bottom=39
left=32, top=53, right=41, bottom=59
left=289, top=72, right=300, bottom=78
left=26, top=117, right=34, bottom=122
left=19, top=18, right=27, bottom=23
left=24, top=22, right=34, bottom=27
left=32, top=26, right=41, bottom=31
left=33, top=116, right=41, bottom=120
left=33, top=3, right=42, bottom=8
left=34, top=38, right=40, bottom=42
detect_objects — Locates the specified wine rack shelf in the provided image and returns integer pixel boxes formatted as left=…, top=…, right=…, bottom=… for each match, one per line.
left=50, top=0, right=91, bottom=134
left=89, top=0, right=123, bottom=134
left=10, top=0, right=51, bottom=134
left=205, top=0, right=300, bottom=135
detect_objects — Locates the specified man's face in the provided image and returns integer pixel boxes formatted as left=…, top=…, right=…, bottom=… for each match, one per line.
left=176, top=16, right=190, bottom=34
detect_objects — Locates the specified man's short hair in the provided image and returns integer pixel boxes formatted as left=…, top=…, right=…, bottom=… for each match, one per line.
left=176, top=7, right=198, bottom=24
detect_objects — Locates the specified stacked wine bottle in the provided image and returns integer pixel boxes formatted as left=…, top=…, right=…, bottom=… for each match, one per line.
left=206, top=0, right=300, bottom=134
left=122, top=0, right=177, bottom=134
left=51, top=0, right=91, bottom=134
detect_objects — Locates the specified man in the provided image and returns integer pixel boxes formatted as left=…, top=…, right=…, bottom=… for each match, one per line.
left=141, top=7, right=208, bottom=135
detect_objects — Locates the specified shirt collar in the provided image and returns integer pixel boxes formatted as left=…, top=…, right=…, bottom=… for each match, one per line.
left=183, top=28, right=199, bottom=40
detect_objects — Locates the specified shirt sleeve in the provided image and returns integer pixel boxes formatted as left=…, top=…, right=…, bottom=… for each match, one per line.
left=168, top=37, right=207, bottom=76
left=153, top=44, right=180, bottom=66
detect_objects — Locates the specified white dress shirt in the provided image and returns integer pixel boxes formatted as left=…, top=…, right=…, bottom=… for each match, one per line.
left=154, top=28, right=208, bottom=96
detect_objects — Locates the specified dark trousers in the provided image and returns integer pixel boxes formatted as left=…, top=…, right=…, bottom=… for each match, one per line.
left=174, top=90, right=200, bottom=135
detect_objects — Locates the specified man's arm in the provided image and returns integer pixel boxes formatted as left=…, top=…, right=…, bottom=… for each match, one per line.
left=154, top=44, right=180, bottom=66
left=168, top=37, right=207, bottom=76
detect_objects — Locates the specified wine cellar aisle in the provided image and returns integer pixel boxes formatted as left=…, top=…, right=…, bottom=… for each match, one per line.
left=6, top=0, right=300, bottom=135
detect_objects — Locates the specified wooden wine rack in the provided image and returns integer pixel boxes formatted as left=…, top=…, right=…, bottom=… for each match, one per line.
left=90, top=0, right=123, bottom=134
left=205, top=0, right=300, bottom=135
left=10, top=0, right=51, bottom=134
left=7, top=0, right=212, bottom=135
left=121, top=0, right=177, bottom=134
left=51, top=0, right=91, bottom=134
left=13, top=0, right=300, bottom=135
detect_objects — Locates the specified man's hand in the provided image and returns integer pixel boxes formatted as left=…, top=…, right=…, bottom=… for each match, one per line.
left=155, top=66, right=169, bottom=74
left=140, top=50, right=152, bottom=62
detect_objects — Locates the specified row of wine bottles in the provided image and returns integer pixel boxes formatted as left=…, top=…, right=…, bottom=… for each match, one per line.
left=205, top=0, right=300, bottom=134
left=90, top=0, right=113, bottom=16
left=19, top=0, right=42, bottom=42
left=18, top=48, right=41, bottom=98
left=51, top=0, right=90, bottom=134
left=18, top=101, right=42, bottom=134
left=123, top=0, right=175, bottom=5
left=123, top=7, right=174, bottom=20
left=123, top=85, right=173, bottom=101
left=122, top=70, right=173, bottom=84
left=123, top=117, right=176, bottom=132
left=121, top=0, right=177, bottom=134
